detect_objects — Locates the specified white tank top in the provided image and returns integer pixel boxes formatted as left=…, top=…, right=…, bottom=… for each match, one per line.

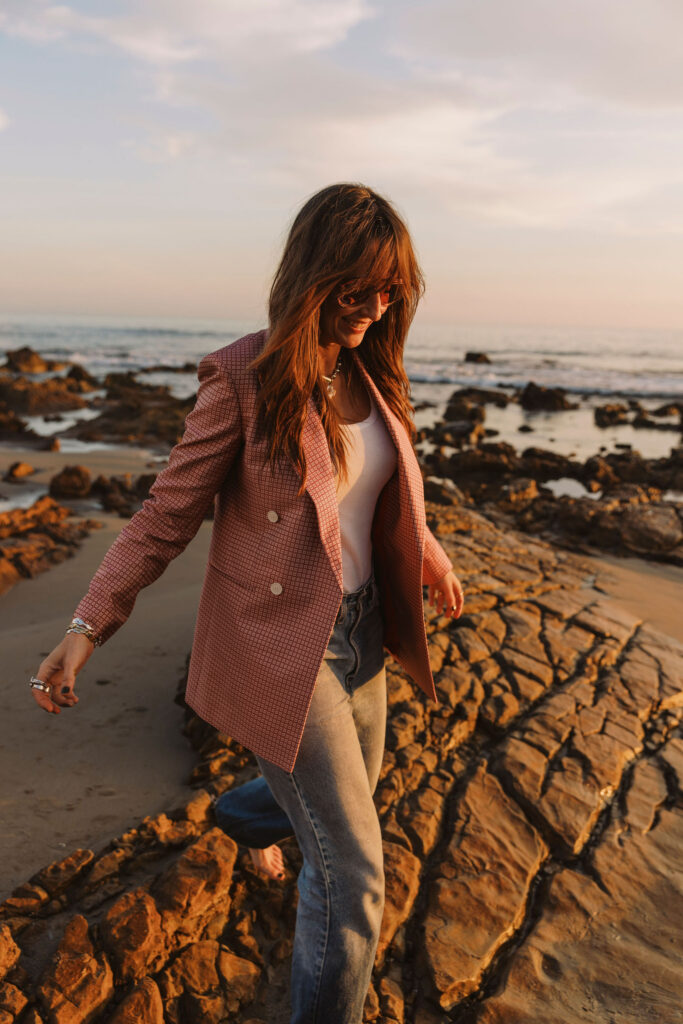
left=334, top=392, right=398, bottom=593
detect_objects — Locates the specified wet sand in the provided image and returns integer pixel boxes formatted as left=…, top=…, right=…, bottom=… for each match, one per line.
left=0, top=442, right=208, bottom=901
left=588, top=551, right=683, bottom=643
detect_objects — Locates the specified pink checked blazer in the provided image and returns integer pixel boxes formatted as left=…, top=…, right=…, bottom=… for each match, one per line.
left=74, top=330, right=454, bottom=772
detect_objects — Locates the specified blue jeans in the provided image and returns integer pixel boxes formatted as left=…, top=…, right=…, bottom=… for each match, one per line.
left=214, top=570, right=387, bottom=1024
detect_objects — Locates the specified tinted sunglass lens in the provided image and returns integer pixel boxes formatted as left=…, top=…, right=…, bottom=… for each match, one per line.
left=336, top=283, right=400, bottom=308
left=377, top=284, right=400, bottom=305
left=337, top=291, right=362, bottom=308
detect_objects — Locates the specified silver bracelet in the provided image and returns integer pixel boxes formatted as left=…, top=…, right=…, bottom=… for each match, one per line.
left=66, top=617, right=103, bottom=647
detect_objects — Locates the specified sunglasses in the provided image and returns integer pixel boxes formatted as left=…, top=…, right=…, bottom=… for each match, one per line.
left=335, top=281, right=402, bottom=310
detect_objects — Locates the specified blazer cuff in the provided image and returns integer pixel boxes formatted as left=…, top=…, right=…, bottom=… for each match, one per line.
left=422, top=523, right=453, bottom=585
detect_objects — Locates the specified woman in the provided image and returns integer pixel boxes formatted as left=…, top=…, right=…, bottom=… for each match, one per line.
left=30, top=183, right=464, bottom=1023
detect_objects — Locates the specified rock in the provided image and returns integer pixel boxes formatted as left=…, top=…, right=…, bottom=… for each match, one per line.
left=623, top=759, right=668, bottom=833
left=421, top=764, right=548, bottom=1010
left=36, top=915, right=114, bottom=1024
left=452, top=625, right=491, bottom=664
left=491, top=607, right=683, bottom=859
left=594, top=402, right=629, bottom=427
left=620, top=504, right=683, bottom=554
left=0, top=978, right=28, bottom=1017
left=0, top=405, right=36, bottom=441
left=49, top=465, right=92, bottom=499
left=0, top=376, right=87, bottom=414
left=3, top=499, right=682, bottom=1023
left=98, top=888, right=166, bottom=984
left=464, top=351, right=491, bottom=363
left=90, top=472, right=157, bottom=516
left=0, top=925, right=20, bottom=981
left=158, top=937, right=220, bottom=999
left=432, top=420, right=485, bottom=448
left=150, top=829, right=238, bottom=943
left=519, top=381, right=576, bottom=411
left=442, top=396, right=486, bottom=423
left=502, top=477, right=539, bottom=504
left=31, top=849, right=94, bottom=898
left=3, top=462, right=34, bottom=481
left=65, top=390, right=194, bottom=447
left=423, top=477, right=465, bottom=506
left=520, top=447, right=580, bottom=481
left=137, top=361, right=198, bottom=374
left=65, top=364, right=99, bottom=389
left=106, top=976, right=164, bottom=1023
left=0, top=496, right=97, bottom=596
left=446, top=387, right=510, bottom=408
left=582, top=454, right=620, bottom=487
left=477, top=803, right=683, bottom=1023
left=378, top=976, right=404, bottom=1020
left=401, top=785, right=446, bottom=857
left=216, top=949, right=261, bottom=1011
left=3, top=346, right=54, bottom=374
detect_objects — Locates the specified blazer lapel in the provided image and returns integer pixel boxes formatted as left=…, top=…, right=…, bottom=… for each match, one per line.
left=302, top=396, right=344, bottom=590
left=352, top=349, right=426, bottom=558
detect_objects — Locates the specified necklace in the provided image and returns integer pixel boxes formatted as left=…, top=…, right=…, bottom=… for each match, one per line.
left=321, top=352, right=344, bottom=397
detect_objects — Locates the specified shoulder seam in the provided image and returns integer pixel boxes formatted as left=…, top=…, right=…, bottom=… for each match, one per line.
left=199, top=352, right=244, bottom=439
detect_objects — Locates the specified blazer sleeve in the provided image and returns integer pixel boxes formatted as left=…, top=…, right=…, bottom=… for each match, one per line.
left=72, top=352, right=244, bottom=644
left=422, top=523, right=454, bottom=585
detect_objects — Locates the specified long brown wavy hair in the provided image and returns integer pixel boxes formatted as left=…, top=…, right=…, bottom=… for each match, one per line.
left=247, top=183, right=425, bottom=495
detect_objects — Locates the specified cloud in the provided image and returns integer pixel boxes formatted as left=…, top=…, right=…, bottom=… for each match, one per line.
left=390, top=0, right=683, bottom=110
left=0, top=108, right=9, bottom=131
left=126, top=44, right=683, bottom=232
left=3, top=1, right=683, bottom=237
left=0, top=2, right=68, bottom=42
left=122, top=130, right=199, bottom=162
left=0, top=0, right=374, bottom=62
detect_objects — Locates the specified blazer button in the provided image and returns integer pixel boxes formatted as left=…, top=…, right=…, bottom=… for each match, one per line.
left=270, top=582, right=283, bottom=595
left=267, top=510, right=279, bottom=522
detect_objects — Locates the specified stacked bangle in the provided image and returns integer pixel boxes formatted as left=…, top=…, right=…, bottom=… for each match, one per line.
left=66, top=617, right=103, bottom=647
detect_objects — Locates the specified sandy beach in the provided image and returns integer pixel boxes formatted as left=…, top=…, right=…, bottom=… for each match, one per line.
left=0, top=441, right=210, bottom=901
left=588, top=550, right=683, bottom=643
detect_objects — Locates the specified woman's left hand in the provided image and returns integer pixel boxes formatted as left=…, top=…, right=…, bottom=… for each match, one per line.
left=427, top=570, right=465, bottom=620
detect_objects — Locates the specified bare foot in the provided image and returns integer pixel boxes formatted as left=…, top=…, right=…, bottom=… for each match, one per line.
left=249, top=844, right=286, bottom=880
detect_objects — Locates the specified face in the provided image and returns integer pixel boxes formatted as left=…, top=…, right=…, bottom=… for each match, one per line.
left=318, top=280, right=397, bottom=352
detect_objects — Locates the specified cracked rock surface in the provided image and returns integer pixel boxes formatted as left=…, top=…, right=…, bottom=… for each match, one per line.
left=1, top=501, right=681, bottom=1023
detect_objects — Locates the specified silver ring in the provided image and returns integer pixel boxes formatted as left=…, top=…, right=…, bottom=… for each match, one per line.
left=29, top=676, right=52, bottom=693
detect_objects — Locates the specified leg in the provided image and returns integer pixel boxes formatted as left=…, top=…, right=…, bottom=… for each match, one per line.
left=213, top=775, right=294, bottom=848
left=256, top=656, right=387, bottom=1024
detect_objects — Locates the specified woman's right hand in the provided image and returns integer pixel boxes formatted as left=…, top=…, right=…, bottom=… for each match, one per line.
left=30, top=633, right=96, bottom=714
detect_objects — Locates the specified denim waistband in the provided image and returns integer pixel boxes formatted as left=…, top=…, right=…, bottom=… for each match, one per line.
left=337, top=571, right=377, bottom=620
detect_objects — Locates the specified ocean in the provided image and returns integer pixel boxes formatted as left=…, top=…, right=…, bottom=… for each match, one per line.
left=1, top=312, right=681, bottom=469
left=2, top=313, right=681, bottom=395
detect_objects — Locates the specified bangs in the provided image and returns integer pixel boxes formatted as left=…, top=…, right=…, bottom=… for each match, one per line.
left=337, top=235, right=401, bottom=290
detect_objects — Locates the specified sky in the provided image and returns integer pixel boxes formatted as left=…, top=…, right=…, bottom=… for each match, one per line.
left=1, top=0, right=682, bottom=329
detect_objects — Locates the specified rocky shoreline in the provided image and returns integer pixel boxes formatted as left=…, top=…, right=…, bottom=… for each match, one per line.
left=1, top=501, right=681, bottom=1023
left=1, top=345, right=682, bottom=1021
left=0, top=497, right=99, bottom=597
left=418, top=383, right=683, bottom=567
left=3, top=345, right=682, bottom=568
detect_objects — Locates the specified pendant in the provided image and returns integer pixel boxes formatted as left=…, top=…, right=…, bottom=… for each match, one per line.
left=326, top=382, right=336, bottom=397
